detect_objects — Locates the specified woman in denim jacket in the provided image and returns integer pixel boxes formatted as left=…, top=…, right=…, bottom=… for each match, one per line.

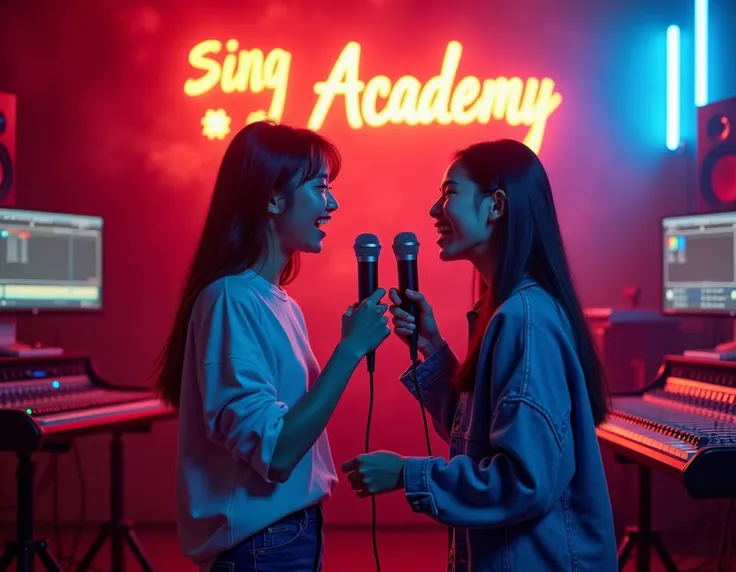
left=342, top=140, right=618, bottom=571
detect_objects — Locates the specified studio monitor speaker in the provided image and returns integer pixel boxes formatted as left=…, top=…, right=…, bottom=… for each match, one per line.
left=697, top=97, right=736, bottom=212
left=0, top=92, right=16, bottom=206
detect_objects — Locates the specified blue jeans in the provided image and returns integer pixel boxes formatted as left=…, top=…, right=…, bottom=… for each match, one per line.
left=210, top=504, right=323, bottom=572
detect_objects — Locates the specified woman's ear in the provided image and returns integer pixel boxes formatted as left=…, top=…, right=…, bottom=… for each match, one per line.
left=489, top=190, right=507, bottom=220
left=268, top=193, right=286, bottom=215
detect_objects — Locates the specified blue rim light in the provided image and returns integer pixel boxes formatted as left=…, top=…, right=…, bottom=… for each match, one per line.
left=695, top=0, right=708, bottom=107
left=666, top=25, right=681, bottom=151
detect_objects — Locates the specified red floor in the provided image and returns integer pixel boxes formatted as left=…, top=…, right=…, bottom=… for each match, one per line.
left=0, top=526, right=724, bottom=571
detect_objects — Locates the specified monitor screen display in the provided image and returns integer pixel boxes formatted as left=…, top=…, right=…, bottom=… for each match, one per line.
left=0, top=208, right=103, bottom=312
left=662, top=211, right=736, bottom=316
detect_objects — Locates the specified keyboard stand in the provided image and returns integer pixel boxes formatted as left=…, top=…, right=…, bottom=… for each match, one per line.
left=77, top=430, right=154, bottom=572
left=0, top=453, right=63, bottom=572
left=616, top=457, right=679, bottom=572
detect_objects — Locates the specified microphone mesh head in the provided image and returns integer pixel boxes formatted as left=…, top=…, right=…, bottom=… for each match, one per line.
left=392, top=232, right=419, bottom=258
left=353, top=233, right=381, bottom=258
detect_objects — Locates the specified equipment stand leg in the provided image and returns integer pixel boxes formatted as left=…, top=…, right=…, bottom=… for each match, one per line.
left=0, top=454, right=62, bottom=572
left=77, top=433, right=154, bottom=572
left=617, top=464, right=678, bottom=572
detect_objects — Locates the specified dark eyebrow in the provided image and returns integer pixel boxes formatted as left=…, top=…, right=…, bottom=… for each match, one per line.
left=440, top=179, right=458, bottom=191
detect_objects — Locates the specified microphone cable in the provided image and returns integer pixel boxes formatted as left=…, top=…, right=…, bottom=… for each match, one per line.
left=409, top=359, right=433, bottom=456
left=363, top=359, right=430, bottom=572
left=366, top=369, right=381, bottom=572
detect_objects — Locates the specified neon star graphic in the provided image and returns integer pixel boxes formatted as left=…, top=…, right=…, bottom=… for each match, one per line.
left=201, top=108, right=231, bottom=140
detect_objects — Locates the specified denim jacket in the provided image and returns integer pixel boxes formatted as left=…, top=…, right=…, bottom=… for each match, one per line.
left=400, top=277, right=617, bottom=572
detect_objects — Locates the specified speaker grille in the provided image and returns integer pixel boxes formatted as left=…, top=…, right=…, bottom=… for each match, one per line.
left=697, top=98, right=736, bottom=211
left=0, top=94, right=16, bottom=206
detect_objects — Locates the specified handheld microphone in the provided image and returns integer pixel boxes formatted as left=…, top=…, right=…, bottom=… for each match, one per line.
left=392, top=232, right=420, bottom=363
left=353, top=233, right=381, bottom=373
left=394, top=232, right=432, bottom=457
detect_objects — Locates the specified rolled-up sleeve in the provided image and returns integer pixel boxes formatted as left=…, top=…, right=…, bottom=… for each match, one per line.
left=201, top=359, right=287, bottom=482
left=194, top=282, right=288, bottom=483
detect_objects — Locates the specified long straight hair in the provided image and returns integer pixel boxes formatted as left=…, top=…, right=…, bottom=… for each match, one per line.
left=155, top=121, right=341, bottom=408
left=453, top=140, right=609, bottom=426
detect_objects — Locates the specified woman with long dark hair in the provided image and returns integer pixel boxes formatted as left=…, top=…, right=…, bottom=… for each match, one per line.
left=342, top=140, right=617, bottom=571
left=156, top=121, right=390, bottom=572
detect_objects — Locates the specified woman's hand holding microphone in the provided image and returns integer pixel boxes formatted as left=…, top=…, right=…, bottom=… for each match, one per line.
left=336, top=286, right=446, bottom=362
left=339, top=288, right=391, bottom=360
left=388, top=288, right=445, bottom=359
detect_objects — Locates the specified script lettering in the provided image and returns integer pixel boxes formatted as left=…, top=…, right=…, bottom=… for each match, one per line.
left=186, top=39, right=562, bottom=152
left=307, top=41, right=561, bottom=152
left=184, top=39, right=291, bottom=123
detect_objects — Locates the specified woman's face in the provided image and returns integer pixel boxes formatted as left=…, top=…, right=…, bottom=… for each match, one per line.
left=429, top=159, right=503, bottom=264
left=273, top=165, right=339, bottom=255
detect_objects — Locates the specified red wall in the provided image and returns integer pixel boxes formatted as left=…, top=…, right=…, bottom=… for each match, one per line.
left=0, top=0, right=707, bottom=529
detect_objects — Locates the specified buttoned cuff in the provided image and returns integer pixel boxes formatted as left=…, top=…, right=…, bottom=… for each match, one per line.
left=403, top=456, right=439, bottom=516
left=399, top=341, right=457, bottom=397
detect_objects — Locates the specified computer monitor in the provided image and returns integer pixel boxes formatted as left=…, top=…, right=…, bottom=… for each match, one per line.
left=0, top=208, right=103, bottom=356
left=662, top=210, right=736, bottom=359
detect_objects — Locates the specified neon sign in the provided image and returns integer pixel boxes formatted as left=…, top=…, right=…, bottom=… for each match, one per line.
left=185, top=39, right=291, bottom=126
left=185, top=40, right=562, bottom=153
